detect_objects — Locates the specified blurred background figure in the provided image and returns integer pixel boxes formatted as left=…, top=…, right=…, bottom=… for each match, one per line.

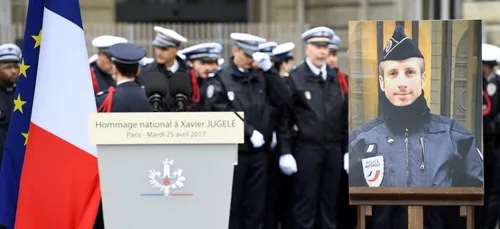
left=482, top=43, right=500, bottom=229
left=89, top=35, right=128, bottom=93
left=180, top=42, right=223, bottom=110
left=0, top=43, right=21, bottom=170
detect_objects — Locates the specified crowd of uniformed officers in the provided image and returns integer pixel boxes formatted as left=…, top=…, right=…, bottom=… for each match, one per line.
left=0, top=24, right=499, bottom=229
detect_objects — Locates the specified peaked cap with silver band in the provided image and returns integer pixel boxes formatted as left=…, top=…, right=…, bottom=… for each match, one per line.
left=0, top=44, right=21, bottom=62
left=152, top=26, right=187, bottom=48
left=258, top=41, right=278, bottom=56
left=230, top=32, right=266, bottom=55
left=91, top=35, right=128, bottom=52
left=380, top=26, right=423, bottom=63
left=180, top=42, right=223, bottom=61
left=301, top=26, right=335, bottom=45
left=108, top=43, right=146, bottom=64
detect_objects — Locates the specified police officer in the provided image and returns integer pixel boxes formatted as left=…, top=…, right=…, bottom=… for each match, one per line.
left=138, top=26, right=189, bottom=83
left=271, top=42, right=295, bottom=77
left=277, top=26, right=345, bottom=229
left=89, top=35, right=128, bottom=94
left=180, top=42, right=223, bottom=110
left=93, top=43, right=151, bottom=229
left=326, top=33, right=355, bottom=229
left=264, top=42, right=296, bottom=229
left=204, top=32, right=277, bottom=229
left=95, top=43, right=151, bottom=113
left=0, top=44, right=21, bottom=170
left=348, top=26, right=483, bottom=229
left=481, top=43, right=500, bottom=229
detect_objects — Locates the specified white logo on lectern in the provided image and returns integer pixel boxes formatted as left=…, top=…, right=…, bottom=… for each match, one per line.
left=148, top=158, right=186, bottom=196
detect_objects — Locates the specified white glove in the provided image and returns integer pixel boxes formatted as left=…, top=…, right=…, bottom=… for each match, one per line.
left=252, top=52, right=273, bottom=71
left=271, top=132, right=277, bottom=150
left=279, top=154, right=297, bottom=176
left=250, top=130, right=265, bottom=148
left=343, top=153, right=349, bottom=174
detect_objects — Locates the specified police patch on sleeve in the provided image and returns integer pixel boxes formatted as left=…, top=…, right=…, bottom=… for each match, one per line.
left=207, top=85, right=214, bottom=99
left=487, top=83, right=497, bottom=96
left=361, top=155, right=384, bottom=187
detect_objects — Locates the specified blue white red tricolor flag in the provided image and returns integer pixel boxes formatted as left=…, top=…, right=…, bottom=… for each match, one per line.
left=0, top=0, right=100, bottom=228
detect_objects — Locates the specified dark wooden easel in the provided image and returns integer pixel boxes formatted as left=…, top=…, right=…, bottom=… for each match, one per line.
left=350, top=187, right=483, bottom=229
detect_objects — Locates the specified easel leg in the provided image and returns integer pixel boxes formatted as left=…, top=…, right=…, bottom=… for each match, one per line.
left=357, top=206, right=366, bottom=229
left=407, top=206, right=424, bottom=229
left=466, top=206, right=475, bottom=229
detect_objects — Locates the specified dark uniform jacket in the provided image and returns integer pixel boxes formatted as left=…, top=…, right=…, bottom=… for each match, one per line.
left=349, top=113, right=483, bottom=187
left=96, top=81, right=151, bottom=112
left=484, top=74, right=500, bottom=148
left=278, top=62, right=346, bottom=154
left=137, top=56, right=188, bottom=86
left=90, top=61, right=115, bottom=93
left=0, top=84, right=14, bottom=168
left=204, top=60, right=276, bottom=153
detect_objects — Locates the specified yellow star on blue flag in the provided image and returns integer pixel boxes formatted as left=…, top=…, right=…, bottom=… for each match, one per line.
left=0, top=0, right=44, bottom=227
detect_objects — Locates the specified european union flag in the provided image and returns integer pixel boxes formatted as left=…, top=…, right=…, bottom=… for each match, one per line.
left=0, top=0, right=44, bottom=227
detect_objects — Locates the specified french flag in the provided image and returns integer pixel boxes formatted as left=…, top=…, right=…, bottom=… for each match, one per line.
left=0, top=0, right=100, bottom=228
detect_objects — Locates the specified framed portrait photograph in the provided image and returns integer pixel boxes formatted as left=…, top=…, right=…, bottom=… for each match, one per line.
left=347, top=20, right=483, bottom=203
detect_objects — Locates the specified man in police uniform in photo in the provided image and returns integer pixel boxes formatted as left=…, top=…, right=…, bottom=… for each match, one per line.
left=481, top=43, right=500, bottom=229
left=348, top=26, right=483, bottom=228
left=276, top=26, right=346, bottom=229
left=89, top=35, right=128, bottom=94
left=180, top=42, right=223, bottom=111
left=0, top=44, right=21, bottom=171
left=204, top=32, right=278, bottom=229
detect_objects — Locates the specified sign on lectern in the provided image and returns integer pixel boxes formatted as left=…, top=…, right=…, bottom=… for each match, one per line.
left=88, top=112, right=244, bottom=229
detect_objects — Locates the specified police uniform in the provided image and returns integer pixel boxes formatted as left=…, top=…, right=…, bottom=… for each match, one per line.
left=138, top=26, right=189, bottom=85
left=263, top=42, right=295, bottom=229
left=95, top=43, right=151, bottom=113
left=348, top=26, right=483, bottom=229
left=327, top=33, right=355, bottom=229
left=0, top=44, right=20, bottom=170
left=205, top=32, right=277, bottom=229
left=180, top=42, right=223, bottom=111
left=481, top=43, right=500, bottom=229
left=89, top=35, right=128, bottom=94
left=277, top=26, right=345, bottom=229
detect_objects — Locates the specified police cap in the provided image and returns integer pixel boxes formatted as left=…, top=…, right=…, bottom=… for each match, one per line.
left=0, top=44, right=21, bottom=63
left=272, top=42, right=295, bottom=61
left=482, top=43, right=500, bottom=63
left=91, top=35, right=128, bottom=52
left=301, top=26, right=335, bottom=46
left=230, top=32, right=266, bottom=56
left=380, top=26, right=423, bottom=63
left=108, top=43, right=146, bottom=64
left=180, top=42, right=223, bottom=61
left=258, top=41, right=278, bottom=56
left=152, top=26, right=188, bottom=48
left=329, top=35, right=341, bottom=51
